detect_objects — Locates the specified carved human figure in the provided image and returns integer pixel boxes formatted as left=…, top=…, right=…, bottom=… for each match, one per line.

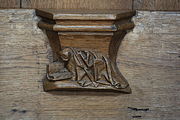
left=57, top=47, right=129, bottom=90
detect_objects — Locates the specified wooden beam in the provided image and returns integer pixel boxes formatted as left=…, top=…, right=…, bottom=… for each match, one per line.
left=21, top=0, right=132, bottom=10
left=0, top=0, right=20, bottom=8
left=133, top=0, right=180, bottom=11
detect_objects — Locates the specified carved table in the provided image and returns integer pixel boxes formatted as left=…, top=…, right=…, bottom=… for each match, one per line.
left=36, top=9, right=136, bottom=93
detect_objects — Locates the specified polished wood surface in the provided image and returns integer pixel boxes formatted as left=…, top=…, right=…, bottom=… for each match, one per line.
left=36, top=9, right=136, bottom=20
left=37, top=9, right=135, bottom=55
left=38, top=21, right=117, bottom=32
left=59, top=34, right=112, bottom=55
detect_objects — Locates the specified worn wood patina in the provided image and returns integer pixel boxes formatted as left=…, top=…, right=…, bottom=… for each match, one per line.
left=36, top=9, right=136, bottom=93
left=0, top=9, right=180, bottom=120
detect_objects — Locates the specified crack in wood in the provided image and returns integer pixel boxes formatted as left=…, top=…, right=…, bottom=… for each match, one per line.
left=128, top=107, right=150, bottom=111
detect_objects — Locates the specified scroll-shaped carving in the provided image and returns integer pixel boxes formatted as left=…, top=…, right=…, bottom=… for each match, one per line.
left=46, top=47, right=130, bottom=92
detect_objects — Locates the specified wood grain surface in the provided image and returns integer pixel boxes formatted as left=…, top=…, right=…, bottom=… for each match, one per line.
left=21, top=0, right=132, bottom=10
left=0, top=9, right=180, bottom=120
left=0, top=0, right=20, bottom=8
left=0, top=0, right=180, bottom=11
left=133, top=0, right=180, bottom=10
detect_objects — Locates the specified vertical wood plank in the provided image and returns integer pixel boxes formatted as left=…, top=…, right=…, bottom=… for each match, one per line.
left=21, top=0, right=132, bottom=10
left=0, top=9, right=49, bottom=120
left=0, top=0, right=20, bottom=8
left=133, top=0, right=180, bottom=11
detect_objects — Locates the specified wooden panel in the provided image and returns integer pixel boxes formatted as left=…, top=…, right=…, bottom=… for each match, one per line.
left=21, top=0, right=132, bottom=10
left=60, top=34, right=112, bottom=55
left=0, top=9, right=180, bottom=120
left=134, top=0, right=180, bottom=10
left=0, top=0, right=20, bottom=8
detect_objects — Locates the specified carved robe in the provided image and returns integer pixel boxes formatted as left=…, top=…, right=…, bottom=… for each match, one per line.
left=55, top=47, right=129, bottom=89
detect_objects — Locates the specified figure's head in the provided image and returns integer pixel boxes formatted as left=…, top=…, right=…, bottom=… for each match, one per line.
left=59, top=48, right=72, bottom=61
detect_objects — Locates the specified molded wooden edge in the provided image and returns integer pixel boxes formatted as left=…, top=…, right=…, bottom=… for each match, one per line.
left=58, top=32, right=114, bottom=36
left=38, top=21, right=134, bottom=32
left=38, top=21, right=117, bottom=32
left=115, top=11, right=136, bottom=20
left=36, top=9, right=54, bottom=20
left=43, top=78, right=132, bottom=94
left=36, top=9, right=136, bottom=20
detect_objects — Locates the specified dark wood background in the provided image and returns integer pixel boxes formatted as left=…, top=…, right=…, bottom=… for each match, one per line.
left=0, top=0, right=180, bottom=10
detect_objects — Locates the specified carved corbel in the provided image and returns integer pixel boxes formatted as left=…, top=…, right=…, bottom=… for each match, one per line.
left=36, top=9, right=136, bottom=93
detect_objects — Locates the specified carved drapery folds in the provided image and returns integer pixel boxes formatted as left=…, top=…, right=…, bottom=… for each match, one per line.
left=36, top=9, right=136, bottom=93
left=47, top=48, right=129, bottom=90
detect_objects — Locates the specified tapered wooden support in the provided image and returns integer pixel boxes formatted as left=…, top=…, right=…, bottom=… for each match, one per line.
left=36, top=9, right=136, bottom=93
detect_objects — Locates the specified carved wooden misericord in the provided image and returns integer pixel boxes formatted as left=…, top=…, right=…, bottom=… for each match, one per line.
left=36, top=9, right=136, bottom=93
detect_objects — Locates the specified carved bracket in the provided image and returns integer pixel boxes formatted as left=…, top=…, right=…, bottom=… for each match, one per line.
left=36, top=9, right=136, bottom=93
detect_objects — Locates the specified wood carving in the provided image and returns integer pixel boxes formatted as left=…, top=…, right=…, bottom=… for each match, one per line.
left=36, top=9, right=136, bottom=93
